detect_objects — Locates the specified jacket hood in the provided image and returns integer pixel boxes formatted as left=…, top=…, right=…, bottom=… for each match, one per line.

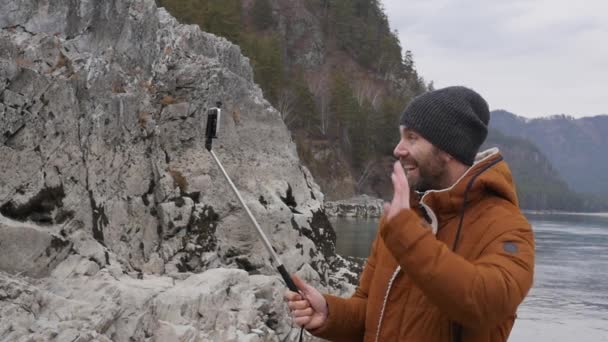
left=420, top=148, right=518, bottom=222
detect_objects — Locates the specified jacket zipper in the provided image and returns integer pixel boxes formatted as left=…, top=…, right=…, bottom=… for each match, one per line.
left=374, top=266, right=401, bottom=342
left=374, top=204, right=440, bottom=341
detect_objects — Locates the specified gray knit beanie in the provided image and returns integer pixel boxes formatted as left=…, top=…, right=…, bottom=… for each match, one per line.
left=400, top=86, right=490, bottom=165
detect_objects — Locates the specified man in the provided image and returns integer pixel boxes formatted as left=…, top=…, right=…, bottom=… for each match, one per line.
left=285, top=86, right=535, bottom=341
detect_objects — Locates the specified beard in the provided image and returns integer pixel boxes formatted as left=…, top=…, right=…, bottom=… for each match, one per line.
left=403, top=147, right=448, bottom=192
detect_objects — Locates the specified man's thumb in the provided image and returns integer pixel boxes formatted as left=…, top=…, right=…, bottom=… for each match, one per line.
left=291, top=274, right=311, bottom=294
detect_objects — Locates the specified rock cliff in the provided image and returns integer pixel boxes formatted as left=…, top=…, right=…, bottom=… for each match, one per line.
left=0, top=1, right=357, bottom=340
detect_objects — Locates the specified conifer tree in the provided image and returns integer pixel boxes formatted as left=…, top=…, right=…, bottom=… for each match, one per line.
left=205, top=0, right=242, bottom=43
left=292, top=73, right=319, bottom=132
left=252, top=0, right=274, bottom=31
left=157, top=0, right=208, bottom=29
left=241, top=34, right=284, bottom=103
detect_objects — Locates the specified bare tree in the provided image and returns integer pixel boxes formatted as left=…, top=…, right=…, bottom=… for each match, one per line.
left=311, top=74, right=331, bottom=136
left=277, top=88, right=298, bottom=127
left=354, top=78, right=381, bottom=109
left=356, top=159, right=376, bottom=191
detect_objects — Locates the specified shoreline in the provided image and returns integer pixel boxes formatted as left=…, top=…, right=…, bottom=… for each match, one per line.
left=523, top=210, right=608, bottom=217
left=328, top=209, right=608, bottom=219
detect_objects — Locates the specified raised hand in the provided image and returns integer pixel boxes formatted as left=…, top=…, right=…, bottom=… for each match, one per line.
left=384, top=161, right=412, bottom=221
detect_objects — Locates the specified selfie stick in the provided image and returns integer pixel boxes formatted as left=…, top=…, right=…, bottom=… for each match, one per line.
left=204, top=102, right=298, bottom=292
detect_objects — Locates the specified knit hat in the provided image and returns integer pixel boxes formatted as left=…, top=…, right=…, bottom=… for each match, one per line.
left=400, top=86, right=490, bottom=165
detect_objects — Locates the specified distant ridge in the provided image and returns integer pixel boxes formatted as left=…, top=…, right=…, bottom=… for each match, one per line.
left=490, top=110, right=608, bottom=196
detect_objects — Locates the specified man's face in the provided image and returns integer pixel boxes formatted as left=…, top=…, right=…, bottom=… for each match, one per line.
left=393, top=127, right=448, bottom=191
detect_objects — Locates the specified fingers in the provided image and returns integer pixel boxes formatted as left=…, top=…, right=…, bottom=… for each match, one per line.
left=392, top=161, right=407, bottom=188
left=390, top=164, right=402, bottom=200
left=386, top=161, right=411, bottom=222
left=284, top=291, right=314, bottom=328
left=287, top=299, right=310, bottom=311
left=393, top=160, right=405, bottom=176
left=391, top=169, right=398, bottom=188
left=292, top=307, right=314, bottom=318
left=284, top=275, right=328, bottom=330
left=397, top=161, right=410, bottom=189
left=292, top=305, right=314, bottom=328
left=284, top=290, right=302, bottom=302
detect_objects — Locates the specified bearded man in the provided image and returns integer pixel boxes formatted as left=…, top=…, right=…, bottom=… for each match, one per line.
left=285, top=86, right=535, bottom=342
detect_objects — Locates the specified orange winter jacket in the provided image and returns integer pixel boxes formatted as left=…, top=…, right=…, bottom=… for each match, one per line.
left=311, top=149, right=535, bottom=342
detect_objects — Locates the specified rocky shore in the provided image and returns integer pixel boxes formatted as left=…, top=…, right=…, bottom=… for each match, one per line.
left=324, top=195, right=385, bottom=218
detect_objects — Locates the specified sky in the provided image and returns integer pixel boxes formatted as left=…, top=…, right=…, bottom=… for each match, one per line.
left=381, top=0, right=608, bottom=118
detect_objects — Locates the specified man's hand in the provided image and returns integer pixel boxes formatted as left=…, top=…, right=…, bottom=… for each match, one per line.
left=284, top=275, right=328, bottom=330
left=384, top=161, right=411, bottom=221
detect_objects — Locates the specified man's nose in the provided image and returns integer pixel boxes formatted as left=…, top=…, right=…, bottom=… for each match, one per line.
left=393, top=140, right=409, bottom=159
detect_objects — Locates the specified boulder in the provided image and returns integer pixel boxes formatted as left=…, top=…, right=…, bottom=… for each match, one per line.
left=0, top=216, right=72, bottom=278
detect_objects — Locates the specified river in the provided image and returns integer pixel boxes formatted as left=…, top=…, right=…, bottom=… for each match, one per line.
left=329, top=212, right=608, bottom=341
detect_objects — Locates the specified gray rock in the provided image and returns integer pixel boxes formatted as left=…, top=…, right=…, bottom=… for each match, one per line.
left=161, top=102, right=192, bottom=121
left=0, top=216, right=72, bottom=278
left=0, top=266, right=316, bottom=341
left=2, top=89, right=25, bottom=108
left=70, top=229, right=109, bottom=269
left=0, top=0, right=360, bottom=340
left=158, top=197, right=194, bottom=238
left=325, top=194, right=385, bottom=218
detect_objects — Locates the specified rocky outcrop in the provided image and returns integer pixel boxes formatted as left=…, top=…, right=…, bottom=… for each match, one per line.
left=0, top=216, right=72, bottom=278
left=0, top=0, right=358, bottom=340
left=325, top=195, right=385, bottom=218
left=0, top=265, right=316, bottom=341
left=272, top=0, right=325, bottom=69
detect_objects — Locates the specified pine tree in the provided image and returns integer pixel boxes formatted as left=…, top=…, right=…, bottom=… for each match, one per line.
left=157, top=0, right=208, bottom=28
left=349, top=100, right=371, bottom=169
left=205, top=0, right=242, bottom=43
left=329, top=71, right=373, bottom=169
left=241, top=34, right=285, bottom=103
left=252, top=0, right=274, bottom=31
left=329, top=71, right=352, bottom=139
left=332, top=0, right=354, bottom=53
left=373, top=96, right=404, bottom=154
left=292, top=73, right=319, bottom=132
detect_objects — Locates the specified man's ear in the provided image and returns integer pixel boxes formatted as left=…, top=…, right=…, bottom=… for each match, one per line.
left=440, top=150, right=453, bottom=163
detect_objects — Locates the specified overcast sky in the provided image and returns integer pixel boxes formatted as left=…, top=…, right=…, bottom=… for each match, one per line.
left=381, top=0, right=608, bottom=118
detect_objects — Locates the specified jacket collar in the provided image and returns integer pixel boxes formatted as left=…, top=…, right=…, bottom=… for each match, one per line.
left=417, top=148, right=515, bottom=222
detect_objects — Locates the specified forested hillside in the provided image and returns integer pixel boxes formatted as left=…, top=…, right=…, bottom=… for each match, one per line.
left=155, top=0, right=429, bottom=199
left=491, top=110, right=608, bottom=195
left=484, top=130, right=608, bottom=212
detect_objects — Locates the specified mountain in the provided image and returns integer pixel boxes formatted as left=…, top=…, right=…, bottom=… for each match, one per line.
left=482, top=130, right=608, bottom=211
left=156, top=0, right=430, bottom=200
left=490, top=110, right=608, bottom=195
